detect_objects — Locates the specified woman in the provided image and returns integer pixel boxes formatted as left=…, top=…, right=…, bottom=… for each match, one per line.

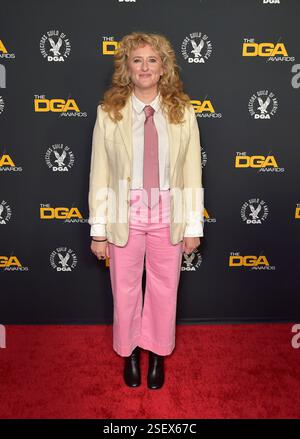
left=88, top=32, right=204, bottom=389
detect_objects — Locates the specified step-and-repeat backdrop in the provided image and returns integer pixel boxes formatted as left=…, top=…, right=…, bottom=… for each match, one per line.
left=1, top=0, right=299, bottom=324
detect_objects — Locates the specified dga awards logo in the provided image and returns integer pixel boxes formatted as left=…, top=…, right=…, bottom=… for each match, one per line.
left=50, top=247, right=78, bottom=271
left=40, top=204, right=85, bottom=224
left=235, top=153, right=285, bottom=173
left=248, top=90, right=278, bottom=119
left=102, top=37, right=119, bottom=55
left=0, top=95, right=5, bottom=114
left=191, top=98, right=222, bottom=119
left=241, top=198, right=269, bottom=224
left=40, top=30, right=71, bottom=62
left=0, top=40, right=16, bottom=59
left=229, top=252, right=275, bottom=270
left=0, top=153, right=23, bottom=172
left=45, top=144, right=75, bottom=172
left=0, top=254, right=29, bottom=271
left=181, top=32, right=212, bottom=63
left=34, top=95, right=87, bottom=117
left=204, top=208, right=216, bottom=224
left=181, top=250, right=202, bottom=271
left=0, top=200, right=12, bottom=224
left=242, top=39, right=294, bottom=62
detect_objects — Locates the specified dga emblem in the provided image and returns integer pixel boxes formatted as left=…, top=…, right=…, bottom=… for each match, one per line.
left=0, top=200, right=12, bottom=224
left=50, top=247, right=78, bottom=271
left=181, top=32, right=213, bottom=63
left=248, top=90, right=278, bottom=119
left=40, top=30, right=71, bottom=62
left=45, top=144, right=75, bottom=172
left=241, top=198, right=269, bottom=224
left=181, top=249, right=202, bottom=271
left=0, top=96, right=5, bottom=114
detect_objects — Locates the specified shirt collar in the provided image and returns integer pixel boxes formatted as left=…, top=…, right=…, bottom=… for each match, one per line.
left=131, top=90, right=161, bottom=115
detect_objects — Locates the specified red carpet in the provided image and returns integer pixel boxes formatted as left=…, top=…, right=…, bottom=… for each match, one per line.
left=0, top=323, right=299, bottom=418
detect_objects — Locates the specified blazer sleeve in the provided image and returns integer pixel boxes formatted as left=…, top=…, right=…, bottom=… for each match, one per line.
left=183, top=106, right=204, bottom=237
left=88, top=105, right=109, bottom=237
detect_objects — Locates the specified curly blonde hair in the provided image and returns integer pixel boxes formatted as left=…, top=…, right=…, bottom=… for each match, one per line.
left=99, top=32, right=192, bottom=124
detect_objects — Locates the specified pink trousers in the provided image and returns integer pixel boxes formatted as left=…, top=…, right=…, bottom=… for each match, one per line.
left=108, top=189, right=183, bottom=357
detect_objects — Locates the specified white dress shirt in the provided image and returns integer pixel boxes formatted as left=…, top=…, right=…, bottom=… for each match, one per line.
left=90, top=91, right=203, bottom=238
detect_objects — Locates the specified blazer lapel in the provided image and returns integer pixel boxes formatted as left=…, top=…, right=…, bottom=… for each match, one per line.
left=116, top=95, right=182, bottom=179
left=116, top=97, right=132, bottom=163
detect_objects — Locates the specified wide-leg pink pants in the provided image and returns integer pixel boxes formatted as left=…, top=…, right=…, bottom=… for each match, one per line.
left=108, top=189, right=183, bottom=357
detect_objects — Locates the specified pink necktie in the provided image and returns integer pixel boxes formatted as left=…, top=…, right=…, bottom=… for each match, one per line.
left=142, top=105, right=160, bottom=208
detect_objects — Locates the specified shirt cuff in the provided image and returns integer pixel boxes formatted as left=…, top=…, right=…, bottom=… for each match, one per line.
left=90, top=224, right=107, bottom=237
left=183, top=224, right=204, bottom=237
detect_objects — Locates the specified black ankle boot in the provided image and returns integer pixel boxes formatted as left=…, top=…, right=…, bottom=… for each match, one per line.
left=147, top=351, right=164, bottom=389
left=123, top=346, right=141, bottom=387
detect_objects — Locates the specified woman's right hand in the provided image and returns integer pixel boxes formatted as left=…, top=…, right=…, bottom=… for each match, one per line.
left=91, top=236, right=110, bottom=260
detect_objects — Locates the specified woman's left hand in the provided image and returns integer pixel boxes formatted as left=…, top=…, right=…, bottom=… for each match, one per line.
left=182, top=237, right=201, bottom=254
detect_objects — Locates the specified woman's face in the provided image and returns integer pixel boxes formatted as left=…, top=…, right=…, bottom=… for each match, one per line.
left=127, top=44, right=164, bottom=92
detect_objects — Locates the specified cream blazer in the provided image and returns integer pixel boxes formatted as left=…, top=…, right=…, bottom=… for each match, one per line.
left=88, top=97, right=204, bottom=246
